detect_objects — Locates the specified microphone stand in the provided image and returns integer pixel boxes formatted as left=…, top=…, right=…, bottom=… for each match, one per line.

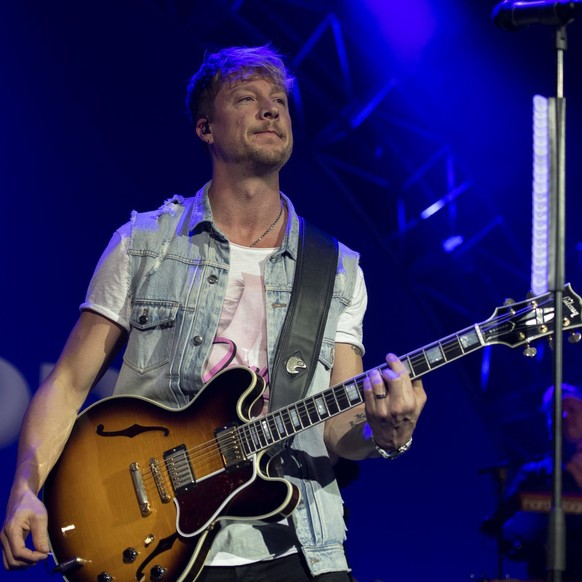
left=546, top=24, right=568, bottom=582
left=491, top=6, right=578, bottom=579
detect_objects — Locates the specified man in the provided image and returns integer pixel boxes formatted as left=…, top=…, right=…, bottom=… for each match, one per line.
left=1, top=45, right=426, bottom=581
left=482, top=384, right=582, bottom=581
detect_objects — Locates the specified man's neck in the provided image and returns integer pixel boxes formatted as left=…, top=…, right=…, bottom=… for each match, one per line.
left=208, top=173, right=285, bottom=247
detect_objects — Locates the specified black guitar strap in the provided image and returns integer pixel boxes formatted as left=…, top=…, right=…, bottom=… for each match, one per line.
left=268, top=217, right=339, bottom=412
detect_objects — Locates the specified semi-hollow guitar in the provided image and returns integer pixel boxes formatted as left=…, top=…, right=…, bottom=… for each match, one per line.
left=44, top=284, right=582, bottom=582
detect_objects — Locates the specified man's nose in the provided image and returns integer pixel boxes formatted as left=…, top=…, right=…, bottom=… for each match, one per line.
left=261, top=103, right=279, bottom=119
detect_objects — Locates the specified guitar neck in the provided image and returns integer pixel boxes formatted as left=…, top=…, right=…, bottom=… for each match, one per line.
left=238, top=322, right=484, bottom=457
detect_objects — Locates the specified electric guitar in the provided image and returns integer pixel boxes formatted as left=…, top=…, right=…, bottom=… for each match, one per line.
left=44, top=284, right=582, bottom=582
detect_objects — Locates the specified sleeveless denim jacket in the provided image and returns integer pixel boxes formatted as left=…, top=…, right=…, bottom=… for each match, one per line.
left=113, top=183, right=361, bottom=574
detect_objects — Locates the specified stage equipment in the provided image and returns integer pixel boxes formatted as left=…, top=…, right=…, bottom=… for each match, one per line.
left=492, top=1, right=579, bottom=579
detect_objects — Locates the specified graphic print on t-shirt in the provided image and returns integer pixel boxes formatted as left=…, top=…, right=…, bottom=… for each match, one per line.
left=203, top=244, right=273, bottom=416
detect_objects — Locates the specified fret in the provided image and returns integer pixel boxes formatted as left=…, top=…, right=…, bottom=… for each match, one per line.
left=442, top=337, right=464, bottom=360
left=283, top=408, right=297, bottom=434
left=345, top=382, right=360, bottom=404
left=240, top=427, right=253, bottom=456
left=306, top=400, right=320, bottom=424
left=425, top=343, right=445, bottom=366
left=273, top=412, right=287, bottom=438
left=265, top=415, right=279, bottom=441
left=266, top=414, right=282, bottom=442
left=314, top=395, right=329, bottom=418
left=335, top=385, right=350, bottom=409
left=296, top=401, right=311, bottom=425
left=260, top=419, right=273, bottom=443
left=459, top=328, right=480, bottom=350
left=325, top=390, right=341, bottom=415
left=289, top=405, right=303, bottom=430
left=249, top=422, right=266, bottom=449
left=407, top=352, right=431, bottom=378
left=241, top=424, right=257, bottom=454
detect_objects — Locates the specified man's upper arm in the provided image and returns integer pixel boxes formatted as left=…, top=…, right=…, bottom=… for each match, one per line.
left=51, top=310, right=126, bottom=403
left=330, top=342, right=364, bottom=387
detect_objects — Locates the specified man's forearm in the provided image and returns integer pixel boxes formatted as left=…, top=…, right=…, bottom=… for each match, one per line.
left=324, top=406, right=376, bottom=461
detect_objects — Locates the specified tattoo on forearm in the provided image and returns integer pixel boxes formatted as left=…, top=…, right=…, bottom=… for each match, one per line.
left=349, top=412, right=367, bottom=428
left=351, top=345, right=362, bottom=356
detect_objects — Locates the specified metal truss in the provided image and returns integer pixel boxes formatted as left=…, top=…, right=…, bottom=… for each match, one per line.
left=139, top=0, right=541, bottom=454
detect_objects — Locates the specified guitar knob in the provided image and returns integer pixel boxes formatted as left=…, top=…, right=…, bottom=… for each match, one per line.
left=568, top=331, right=582, bottom=344
left=97, top=573, right=113, bottom=582
left=523, top=344, right=537, bottom=358
left=150, top=565, right=168, bottom=581
left=123, top=547, right=139, bottom=563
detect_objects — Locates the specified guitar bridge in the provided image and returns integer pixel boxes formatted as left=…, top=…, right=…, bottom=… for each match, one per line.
left=215, top=425, right=248, bottom=470
left=149, top=457, right=171, bottom=503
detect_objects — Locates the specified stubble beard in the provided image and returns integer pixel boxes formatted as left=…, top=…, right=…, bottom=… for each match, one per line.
left=246, top=142, right=293, bottom=175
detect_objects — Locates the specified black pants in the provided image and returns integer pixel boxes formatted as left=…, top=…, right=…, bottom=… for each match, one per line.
left=196, top=553, right=352, bottom=582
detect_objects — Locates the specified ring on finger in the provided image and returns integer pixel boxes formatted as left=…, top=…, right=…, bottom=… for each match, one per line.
left=374, top=392, right=388, bottom=399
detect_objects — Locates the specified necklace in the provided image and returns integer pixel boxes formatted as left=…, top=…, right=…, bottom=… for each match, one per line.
left=249, top=201, right=284, bottom=247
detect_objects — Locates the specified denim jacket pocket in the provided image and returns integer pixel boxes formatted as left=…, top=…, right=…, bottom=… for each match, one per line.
left=123, top=300, right=179, bottom=373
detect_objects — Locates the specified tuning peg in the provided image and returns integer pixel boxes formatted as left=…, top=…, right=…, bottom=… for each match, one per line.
left=568, top=331, right=582, bottom=344
left=526, top=290, right=536, bottom=299
left=503, top=298, right=515, bottom=306
left=523, top=344, right=537, bottom=357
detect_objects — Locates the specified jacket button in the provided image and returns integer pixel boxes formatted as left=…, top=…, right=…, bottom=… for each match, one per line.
left=192, top=335, right=203, bottom=346
left=138, top=308, right=149, bottom=325
left=207, top=274, right=218, bottom=284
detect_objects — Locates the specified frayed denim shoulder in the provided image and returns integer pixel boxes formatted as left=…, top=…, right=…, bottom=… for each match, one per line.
left=154, top=194, right=185, bottom=218
left=129, top=195, right=185, bottom=225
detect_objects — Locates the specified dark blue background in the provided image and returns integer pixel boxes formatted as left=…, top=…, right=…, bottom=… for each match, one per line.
left=2, top=1, right=582, bottom=580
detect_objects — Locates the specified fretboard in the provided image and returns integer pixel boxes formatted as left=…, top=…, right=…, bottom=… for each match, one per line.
left=238, top=323, right=484, bottom=457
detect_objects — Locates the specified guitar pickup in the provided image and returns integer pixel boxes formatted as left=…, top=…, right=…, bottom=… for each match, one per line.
left=163, top=444, right=196, bottom=495
left=215, top=425, right=248, bottom=470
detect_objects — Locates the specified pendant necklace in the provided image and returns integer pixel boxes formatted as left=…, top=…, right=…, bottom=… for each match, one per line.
left=249, top=201, right=284, bottom=247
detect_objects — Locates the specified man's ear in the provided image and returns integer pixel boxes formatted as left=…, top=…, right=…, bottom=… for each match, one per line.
left=196, top=118, right=212, bottom=142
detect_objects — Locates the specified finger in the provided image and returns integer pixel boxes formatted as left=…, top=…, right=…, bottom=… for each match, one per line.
left=1, top=530, right=12, bottom=569
left=383, top=357, right=426, bottom=404
left=1, top=523, right=47, bottom=569
left=362, top=368, right=388, bottom=402
left=384, top=353, right=407, bottom=375
left=379, top=354, right=410, bottom=393
left=29, top=513, right=49, bottom=555
left=1, top=527, right=33, bottom=570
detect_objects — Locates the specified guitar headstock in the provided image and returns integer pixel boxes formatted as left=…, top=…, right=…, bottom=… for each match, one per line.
left=481, top=283, right=582, bottom=349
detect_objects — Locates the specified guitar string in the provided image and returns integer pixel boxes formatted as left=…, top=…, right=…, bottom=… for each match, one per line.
left=138, top=383, right=363, bottom=489
left=138, top=297, right=549, bottom=491
left=238, top=297, right=544, bottom=452
left=144, top=314, right=531, bottom=491
left=144, top=300, right=540, bottom=489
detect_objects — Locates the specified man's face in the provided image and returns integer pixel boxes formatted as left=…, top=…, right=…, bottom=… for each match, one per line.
left=207, top=77, right=293, bottom=173
left=563, top=397, right=582, bottom=445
